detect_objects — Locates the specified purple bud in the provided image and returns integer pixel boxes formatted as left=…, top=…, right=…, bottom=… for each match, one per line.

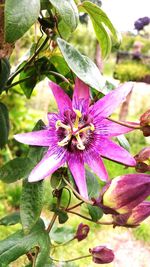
left=140, top=110, right=150, bottom=127
left=127, top=201, right=150, bottom=225
left=89, top=246, right=114, bottom=264
left=135, top=147, right=150, bottom=172
left=141, top=17, right=150, bottom=26
left=75, top=223, right=90, bottom=241
left=102, top=174, right=150, bottom=214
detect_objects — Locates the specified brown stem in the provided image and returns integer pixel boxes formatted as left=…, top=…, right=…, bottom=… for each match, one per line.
left=107, top=117, right=141, bottom=129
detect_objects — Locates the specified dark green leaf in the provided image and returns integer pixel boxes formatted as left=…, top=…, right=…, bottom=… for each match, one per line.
left=57, top=38, right=105, bottom=91
left=86, top=169, right=101, bottom=198
left=50, top=0, right=78, bottom=32
left=0, top=212, right=20, bottom=226
left=0, top=58, right=10, bottom=93
left=5, top=0, right=40, bottom=42
left=0, top=158, right=33, bottom=183
left=40, top=0, right=52, bottom=10
left=50, top=226, right=74, bottom=243
left=20, top=179, right=44, bottom=234
left=87, top=204, right=103, bottom=222
left=117, top=135, right=130, bottom=152
left=51, top=168, right=67, bottom=190
left=0, top=219, right=50, bottom=266
left=19, top=66, right=37, bottom=98
left=58, top=210, right=69, bottom=224
left=82, top=1, right=120, bottom=59
left=50, top=55, right=70, bottom=76
left=0, top=103, right=9, bottom=149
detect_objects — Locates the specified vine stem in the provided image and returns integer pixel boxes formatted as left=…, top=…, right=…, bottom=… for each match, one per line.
left=107, top=117, right=141, bottom=129
left=8, top=36, right=49, bottom=84
left=62, top=177, right=93, bottom=205
left=50, top=254, right=91, bottom=263
left=46, top=190, right=62, bottom=233
left=67, top=210, right=113, bottom=225
left=67, top=201, right=84, bottom=211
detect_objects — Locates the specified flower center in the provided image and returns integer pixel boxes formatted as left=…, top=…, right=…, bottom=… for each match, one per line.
left=55, top=109, right=95, bottom=150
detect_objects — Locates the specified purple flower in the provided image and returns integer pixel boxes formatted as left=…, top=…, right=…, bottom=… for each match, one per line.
left=75, top=223, right=90, bottom=241
left=102, top=174, right=150, bottom=214
left=14, top=78, right=136, bottom=199
left=89, top=246, right=114, bottom=264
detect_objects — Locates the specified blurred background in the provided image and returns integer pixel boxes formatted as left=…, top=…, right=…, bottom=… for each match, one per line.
left=0, top=0, right=150, bottom=266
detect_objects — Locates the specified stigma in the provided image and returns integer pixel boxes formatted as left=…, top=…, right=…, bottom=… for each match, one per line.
left=55, top=109, right=95, bottom=150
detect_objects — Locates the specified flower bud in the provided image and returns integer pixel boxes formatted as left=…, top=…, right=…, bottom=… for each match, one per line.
left=140, top=110, right=150, bottom=136
left=89, top=246, right=114, bottom=264
left=75, top=223, right=90, bottom=241
left=135, top=147, right=150, bottom=172
left=102, top=174, right=150, bottom=214
left=140, top=110, right=150, bottom=126
left=126, top=201, right=150, bottom=226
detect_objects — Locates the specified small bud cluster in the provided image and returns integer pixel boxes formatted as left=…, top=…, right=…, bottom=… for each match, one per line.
left=134, top=16, right=150, bottom=31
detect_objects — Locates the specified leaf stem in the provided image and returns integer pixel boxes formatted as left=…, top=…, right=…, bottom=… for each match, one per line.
left=8, top=36, right=49, bottom=84
left=62, top=177, right=93, bottom=205
left=50, top=254, right=91, bottom=263
left=67, top=201, right=84, bottom=211
left=67, top=210, right=113, bottom=225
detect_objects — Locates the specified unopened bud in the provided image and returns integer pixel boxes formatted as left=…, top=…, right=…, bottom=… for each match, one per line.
left=75, top=223, right=90, bottom=241
left=102, top=174, right=150, bottom=214
left=140, top=110, right=150, bottom=136
left=135, top=147, right=150, bottom=172
left=89, top=246, right=114, bottom=264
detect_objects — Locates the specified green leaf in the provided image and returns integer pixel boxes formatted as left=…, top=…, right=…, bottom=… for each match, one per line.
left=0, top=103, right=9, bottom=149
left=20, top=179, right=44, bottom=234
left=19, top=66, right=37, bottom=99
left=57, top=210, right=69, bottom=224
left=27, top=120, right=47, bottom=165
left=40, top=0, right=52, bottom=10
left=87, top=204, right=103, bottom=222
left=117, top=135, right=130, bottom=152
left=50, top=226, right=74, bottom=244
left=5, top=0, right=40, bottom=42
left=82, top=1, right=120, bottom=59
left=0, top=158, right=33, bottom=183
left=0, top=58, right=10, bottom=94
left=0, top=212, right=20, bottom=226
left=50, top=0, right=79, bottom=32
left=0, top=219, right=50, bottom=266
left=57, top=38, right=105, bottom=91
left=86, top=169, right=101, bottom=198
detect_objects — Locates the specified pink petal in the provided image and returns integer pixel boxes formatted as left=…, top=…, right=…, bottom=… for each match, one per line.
left=14, top=130, right=54, bottom=146
left=67, top=153, right=88, bottom=199
left=49, top=81, right=72, bottom=114
left=97, top=137, right=136, bottom=166
left=72, top=78, right=90, bottom=113
left=95, top=118, right=134, bottom=137
left=84, top=151, right=108, bottom=182
left=28, top=149, right=67, bottom=182
left=90, top=82, right=134, bottom=119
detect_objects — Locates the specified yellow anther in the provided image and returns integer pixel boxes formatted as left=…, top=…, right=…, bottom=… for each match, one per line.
left=56, top=120, right=71, bottom=131
left=73, top=108, right=82, bottom=118
left=58, top=134, right=71, bottom=147
left=75, top=133, right=85, bottom=150
left=78, top=123, right=95, bottom=134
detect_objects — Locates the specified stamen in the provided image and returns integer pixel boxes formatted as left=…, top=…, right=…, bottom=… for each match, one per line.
left=73, top=109, right=82, bottom=129
left=58, top=134, right=71, bottom=147
left=55, top=120, right=71, bottom=131
left=78, top=123, right=95, bottom=134
left=76, top=133, right=85, bottom=150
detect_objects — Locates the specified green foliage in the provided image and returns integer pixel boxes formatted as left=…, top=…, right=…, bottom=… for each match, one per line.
left=57, top=38, right=105, bottom=90
left=0, top=59, right=10, bottom=94
left=50, top=226, right=75, bottom=243
left=114, top=61, right=150, bottom=82
left=133, top=222, right=150, bottom=244
left=81, top=1, right=120, bottom=59
left=50, top=0, right=79, bottom=33
left=0, top=103, right=9, bottom=149
left=0, top=219, right=50, bottom=266
left=5, top=0, right=40, bottom=42
left=0, top=158, right=33, bottom=183
left=0, top=212, right=20, bottom=226
left=120, top=34, right=150, bottom=54
left=87, top=204, right=103, bottom=222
